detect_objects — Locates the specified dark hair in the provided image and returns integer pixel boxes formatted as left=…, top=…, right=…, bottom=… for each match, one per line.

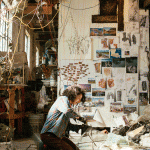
left=63, top=85, right=86, bottom=103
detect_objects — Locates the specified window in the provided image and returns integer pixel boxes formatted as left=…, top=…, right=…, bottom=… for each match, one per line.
left=25, top=30, right=30, bottom=67
left=0, top=2, right=9, bottom=52
left=36, top=46, right=39, bottom=67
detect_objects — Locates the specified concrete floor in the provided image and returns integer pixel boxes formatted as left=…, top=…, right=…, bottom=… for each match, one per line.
left=0, top=138, right=37, bottom=150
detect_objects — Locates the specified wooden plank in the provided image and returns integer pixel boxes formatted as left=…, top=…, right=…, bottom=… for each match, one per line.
left=92, top=15, right=117, bottom=23
left=118, top=0, right=124, bottom=31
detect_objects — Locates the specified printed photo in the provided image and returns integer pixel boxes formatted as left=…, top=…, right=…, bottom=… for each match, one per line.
left=116, top=90, right=122, bottom=101
left=96, top=50, right=109, bottom=59
left=90, top=28, right=103, bottom=36
left=110, top=48, right=121, bottom=58
left=139, top=80, right=148, bottom=93
left=126, top=57, right=137, bottom=73
left=79, top=84, right=91, bottom=92
left=110, top=102, right=123, bottom=112
left=112, top=58, right=125, bottom=67
left=124, top=105, right=137, bottom=114
left=92, top=97, right=104, bottom=107
left=101, top=59, right=112, bottom=67
left=88, top=78, right=96, bottom=84
left=127, top=97, right=136, bottom=105
left=103, top=27, right=116, bottom=36
left=139, top=93, right=148, bottom=106
left=92, top=88, right=105, bottom=97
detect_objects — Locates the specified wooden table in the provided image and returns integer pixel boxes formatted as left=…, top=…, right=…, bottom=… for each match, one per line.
left=0, top=84, right=27, bottom=134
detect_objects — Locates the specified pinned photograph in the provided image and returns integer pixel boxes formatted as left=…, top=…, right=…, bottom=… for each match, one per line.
left=112, top=58, right=125, bottom=67
left=92, top=97, right=104, bottom=107
left=88, top=78, right=96, bottom=84
left=92, top=88, right=105, bottom=97
left=127, top=97, right=136, bottom=105
left=116, top=90, right=122, bottom=101
left=101, top=59, right=112, bottom=67
left=124, top=105, right=137, bottom=114
left=85, top=93, right=92, bottom=102
left=90, top=28, right=103, bottom=36
left=139, top=93, right=148, bottom=106
left=110, top=102, right=123, bottom=113
left=126, top=57, right=137, bottom=73
left=110, top=48, right=121, bottom=58
left=139, top=80, right=148, bottom=93
left=79, top=84, right=91, bottom=92
left=96, top=50, right=109, bottom=59
left=103, top=27, right=116, bottom=36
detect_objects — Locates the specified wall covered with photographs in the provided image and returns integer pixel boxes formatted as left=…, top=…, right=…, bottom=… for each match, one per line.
left=58, top=0, right=149, bottom=128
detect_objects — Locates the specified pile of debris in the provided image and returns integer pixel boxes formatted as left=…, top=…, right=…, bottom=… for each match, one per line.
left=112, top=105, right=150, bottom=147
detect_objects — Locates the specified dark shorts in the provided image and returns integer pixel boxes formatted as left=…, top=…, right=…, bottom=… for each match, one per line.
left=40, top=132, right=79, bottom=150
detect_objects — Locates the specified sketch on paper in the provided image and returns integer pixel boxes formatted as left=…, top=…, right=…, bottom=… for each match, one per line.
left=79, top=84, right=91, bottom=92
left=124, top=22, right=139, bottom=33
left=128, top=0, right=139, bottom=22
left=127, top=97, right=136, bottom=105
left=126, top=83, right=137, bottom=97
left=139, top=15, right=149, bottom=28
left=66, top=36, right=91, bottom=59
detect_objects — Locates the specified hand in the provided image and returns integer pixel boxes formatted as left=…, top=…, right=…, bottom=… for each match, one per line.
left=78, top=116, right=87, bottom=124
left=101, top=129, right=108, bottom=134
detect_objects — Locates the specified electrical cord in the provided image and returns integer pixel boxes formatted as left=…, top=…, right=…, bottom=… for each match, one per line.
left=61, top=2, right=100, bottom=10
